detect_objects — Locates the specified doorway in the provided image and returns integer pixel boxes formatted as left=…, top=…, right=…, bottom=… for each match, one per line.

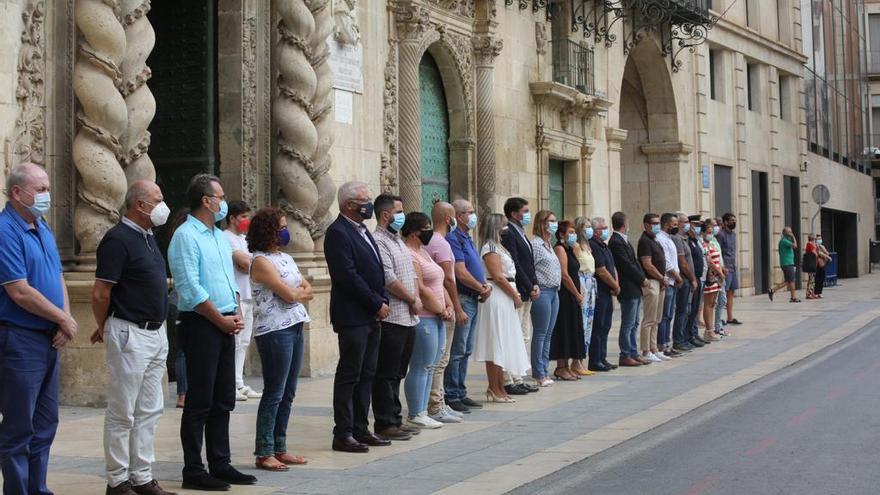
left=820, top=208, right=859, bottom=278
left=549, top=159, right=565, bottom=217
left=714, top=164, right=733, bottom=217
left=751, top=171, right=770, bottom=293
left=419, top=53, right=451, bottom=213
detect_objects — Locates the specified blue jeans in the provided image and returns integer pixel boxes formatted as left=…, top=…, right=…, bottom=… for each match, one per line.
left=254, top=324, right=304, bottom=457
left=687, top=280, right=704, bottom=340
left=405, top=317, right=446, bottom=417
left=588, top=292, right=614, bottom=366
left=618, top=297, right=642, bottom=359
left=672, top=282, right=692, bottom=346
left=444, top=295, right=478, bottom=402
left=0, top=328, right=59, bottom=495
left=530, top=287, right=559, bottom=379
left=658, top=286, right=677, bottom=348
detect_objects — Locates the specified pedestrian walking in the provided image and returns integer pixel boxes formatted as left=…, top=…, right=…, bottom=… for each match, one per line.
left=248, top=207, right=312, bottom=471
left=608, top=212, right=648, bottom=367
left=224, top=200, right=262, bottom=402
left=168, top=174, right=255, bottom=491
left=0, top=163, right=77, bottom=495
left=501, top=198, right=539, bottom=395
left=769, top=227, right=801, bottom=303
left=444, top=200, right=490, bottom=413
left=91, top=181, right=176, bottom=495
left=473, top=214, right=531, bottom=403
left=325, top=182, right=389, bottom=454
left=371, top=194, right=421, bottom=440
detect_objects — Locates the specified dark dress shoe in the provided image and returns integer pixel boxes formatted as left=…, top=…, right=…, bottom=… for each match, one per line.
left=354, top=432, right=392, bottom=446
left=181, top=473, right=230, bottom=491
left=689, top=338, right=705, bottom=347
left=587, top=363, right=611, bottom=372
left=601, top=361, right=619, bottom=370
left=132, top=480, right=178, bottom=495
left=106, top=482, right=137, bottom=495
left=211, top=466, right=257, bottom=486
left=666, top=349, right=683, bottom=357
left=619, top=357, right=642, bottom=367
left=504, top=384, right=529, bottom=395
left=332, top=436, right=369, bottom=453
left=460, top=397, right=483, bottom=409
left=673, top=343, right=693, bottom=352
left=447, top=400, right=471, bottom=413
left=728, top=319, right=743, bottom=325
left=376, top=426, right=412, bottom=441
left=522, top=382, right=540, bottom=392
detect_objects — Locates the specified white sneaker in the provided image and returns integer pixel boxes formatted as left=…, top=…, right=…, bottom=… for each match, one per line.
left=656, top=352, right=672, bottom=361
left=405, top=413, right=443, bottom=429
left=238, top=385, right=263, bottom=399
left=235, top=389, right=248, bottom=401
left=443, top=405, right=464, bottom=418
left=646, top=353, right=663, bottom=363
left=430, top=409, right=463, bottom=424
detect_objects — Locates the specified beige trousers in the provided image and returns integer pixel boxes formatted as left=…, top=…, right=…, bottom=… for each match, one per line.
left=428, top=323, right=454, bottom=415
left=639, top=280, right=665, bottom=352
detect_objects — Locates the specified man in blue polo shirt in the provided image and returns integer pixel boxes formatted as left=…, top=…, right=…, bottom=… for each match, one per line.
left=168, top=174, right=254, bottom=491
left=444, top=199, right=491, bottom=413
left=0, top=162, right=77, bottom=495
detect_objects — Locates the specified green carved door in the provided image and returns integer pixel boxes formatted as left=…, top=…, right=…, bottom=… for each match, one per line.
left=549, top=159, right=565, bottom=217
left=419, top=54, right=450, bottom=213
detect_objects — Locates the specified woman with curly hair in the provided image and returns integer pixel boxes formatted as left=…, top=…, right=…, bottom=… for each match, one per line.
left=247, top=207, right=313, bottom=471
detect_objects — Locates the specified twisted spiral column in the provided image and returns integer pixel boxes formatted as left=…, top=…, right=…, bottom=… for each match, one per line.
left=396, top=39, right=422, bottom=212
left=473, top=35, right=502, bottom=218
left=274, top=0, right=319, bottom=252
left=73, top=0, right=128, bottom=260
left=119, top=0, right=156, bottom=184
left=309, top=0, right=336, bottom=247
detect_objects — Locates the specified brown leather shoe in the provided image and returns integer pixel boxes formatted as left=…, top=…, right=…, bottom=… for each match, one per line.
left=354, top=432, right=392, bottom=446
left=106, top=482, right=137, bottom=495
left=619, top=357, right=642, bottom=367
left=132, top=480, right=178, bottom=495
left=332, top=436, right=369, bottom=453
left=376, top=426, right=413, bottom=441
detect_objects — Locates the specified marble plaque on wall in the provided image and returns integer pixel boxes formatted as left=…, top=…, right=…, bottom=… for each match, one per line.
left=327, top=40, right=364, bottom=94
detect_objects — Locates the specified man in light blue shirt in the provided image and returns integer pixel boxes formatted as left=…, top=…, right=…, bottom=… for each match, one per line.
left=167, top=174, right=255, bottom=491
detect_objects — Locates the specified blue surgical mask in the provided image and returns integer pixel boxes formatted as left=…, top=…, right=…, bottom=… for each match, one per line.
left=651, top=224, right=661, bottom=235
left=521, top=212, right=532, bottom=226
left=449, top=217, right=457, bottom=231
left=467, top=213, right=477, bottom=230
left=600, top=229, right=610, bottom=242
left=706, top=234, right=714, bottom=241
left=547, top=221, right=559, bottom=235
left=713, top=226, right=720, bottom=236
left=213, top=199, right=228, bottom=223
left=279, top=227, right=291, bottom=247
left=683, top=223, right=691, bottom=234
left=584, top=227, right=594, bottom=239
left=390, top=212, right=405, bottom=232
left=567, top=233, right=578, bottom=246
left=23, top=190, right=51, bottom=218
left=817, top=239, right=823, bottom=246
left=694, top=226, right=702, bottom=235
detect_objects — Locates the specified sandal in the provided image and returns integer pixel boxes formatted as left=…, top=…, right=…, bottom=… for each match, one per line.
left=553, top=369, right=577, bottom=381
left=256, top=456, right=289, bottom=471
left=790, top=298, right=802, bottom=303
left=275, top=452, right=308, bottom=465
left=572, top=367, right=595, bottom=376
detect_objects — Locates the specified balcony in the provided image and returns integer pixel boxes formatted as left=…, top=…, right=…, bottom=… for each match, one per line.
left=668, top=0, right=712, bottom=25
left=552, top=38, right=595, bottom=96
left=869, top=51, right=880, bottom=77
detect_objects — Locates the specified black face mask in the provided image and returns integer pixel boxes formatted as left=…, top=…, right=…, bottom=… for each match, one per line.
left=670, top=227, right=679, bottom=235
left=728, top=222, right=737, bottom=230
left=418, top=229, right=433, bottom=246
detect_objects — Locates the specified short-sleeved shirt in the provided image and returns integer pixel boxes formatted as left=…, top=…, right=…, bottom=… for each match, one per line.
left=716, top=229, right=737, bottom=270
left=224, top=229, right=252, bottom=301
left=373, top=226, right=418, bottom=327
left=411, top=246, right=446, bottom=318
left=687, top=236, right=706, bottom=279
left=424, top=232, right=455, bottom=274
left=447, top=228, right=486, bottom=297
left=638, top=233, right=666, bottom=282
left=674, top=234, right=693, bottom=278
left=167, top=215, right=239, bottom=313
left=710, top=238, right=725, bottom=268
left=656, top=231, right=680, bottom=285
left=251, top=251, right=310, bottom=336
left=530, top=237, right=561, bottom=289
left=95, top=219, right=169, bottom=324
left=779, top=237, right=796, bottom=266
left=589, top=237, right=617, bottom=295
left=0, top=205, right=64, bottom=330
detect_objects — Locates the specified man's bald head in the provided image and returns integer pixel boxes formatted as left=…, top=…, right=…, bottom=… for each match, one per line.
left=5, top=162, right=48, bottom=198
left=431, top=201, right=454, bottom=226
left=125, top=180, right=161, bottom=210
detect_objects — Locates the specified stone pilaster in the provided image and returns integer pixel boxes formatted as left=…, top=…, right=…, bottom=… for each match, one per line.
left=733, top=51, right=752, bottom=288
left=605, top=127, right=628, bottom=214
left=640, top=141, right=694, bottom=214
left=473, top=34, right=502, bottom=217
left=694, top=45, right=711, bottom=217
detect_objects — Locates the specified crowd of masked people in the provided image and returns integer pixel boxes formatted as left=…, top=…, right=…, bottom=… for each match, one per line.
left=1, top=163, right=826, bottom=495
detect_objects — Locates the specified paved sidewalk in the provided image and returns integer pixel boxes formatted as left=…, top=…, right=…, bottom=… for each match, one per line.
left=10, top=275, right=880, bottom=494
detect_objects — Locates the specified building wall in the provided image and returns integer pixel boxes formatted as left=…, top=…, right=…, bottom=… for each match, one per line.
left=0, top=0, right=27, bottom=208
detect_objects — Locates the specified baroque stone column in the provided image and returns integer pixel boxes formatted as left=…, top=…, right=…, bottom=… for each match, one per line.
left=473, top=34, right=502, bottom=217
left=308, top=0, right=336, bottom=249
left=73, top=0, right=128, bottom=266
left=118, top=0, right=156, bottom=183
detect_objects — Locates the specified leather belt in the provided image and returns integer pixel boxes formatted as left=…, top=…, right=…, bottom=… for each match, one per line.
left=110, top=313, right=163, bottom=330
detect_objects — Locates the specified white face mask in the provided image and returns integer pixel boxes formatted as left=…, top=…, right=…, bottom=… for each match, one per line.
left=144, top=201, right=171, bottom=227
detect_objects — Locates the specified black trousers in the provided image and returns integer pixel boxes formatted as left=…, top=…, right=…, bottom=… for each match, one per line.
left=333, top=323, right=381, bottom=439
left=179, top=312, right=235, bottom=478
left=589, top=292, right=614, bottom=367
left=815, top=266, right=826, bottom=295
left=372, top=322, right=414, bottom=431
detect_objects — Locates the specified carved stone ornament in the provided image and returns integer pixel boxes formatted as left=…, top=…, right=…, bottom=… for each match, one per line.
left=394, top=1, right=432, bottom=40
left=13, top=0, right=46, bottom=166
left=438, top=28, right=475, bottom=133
left=535, top=20, right=547, bottom=56
left=472, top=34, right=503, bottom=66
left=332, top=0, right=360, bottom=46
left=241, top=14, right=259, bottom=206
left=424, top=0, right=476, bottom=17
left=380, top=41, right=400, bottom=193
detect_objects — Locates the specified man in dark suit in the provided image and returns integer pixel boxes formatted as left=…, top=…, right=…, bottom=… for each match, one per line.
left=324, top=181, right=391, bottom=453
left=608, top=211, right=650, bottom=367
left=500, top=197, right=539, bottom=394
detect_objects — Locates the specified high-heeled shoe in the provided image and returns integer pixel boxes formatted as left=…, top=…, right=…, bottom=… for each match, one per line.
left=485, top=389, right=516, bottom=403
left=572, top=367, right=596, bottom=376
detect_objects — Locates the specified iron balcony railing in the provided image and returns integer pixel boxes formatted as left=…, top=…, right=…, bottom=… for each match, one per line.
left=668, top=0, right=711, bottom=24
left=552, top=38, right=595, bottom=96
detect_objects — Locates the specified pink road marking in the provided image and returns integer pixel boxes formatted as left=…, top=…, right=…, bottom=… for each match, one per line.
left=684, top=475, right=720, bottom=495
left=826, top=387, right=845, bottom=401
left=744, top=436, right=777, bottom=456
left=790, top=405, right=817, bottom=426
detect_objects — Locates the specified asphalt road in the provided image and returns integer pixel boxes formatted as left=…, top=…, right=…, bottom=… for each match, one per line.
left=511, top=318, right=880, bottom=495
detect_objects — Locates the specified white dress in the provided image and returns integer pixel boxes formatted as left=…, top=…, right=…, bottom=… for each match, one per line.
left=472, top=243, right=531, bottom=376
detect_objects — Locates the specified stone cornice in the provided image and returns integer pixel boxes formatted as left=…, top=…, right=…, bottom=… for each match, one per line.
left=530, top=81, right=613, bottom=118
left=605, top=127, right=629, bottom=144
left=640, top=141, right=694, bottom=160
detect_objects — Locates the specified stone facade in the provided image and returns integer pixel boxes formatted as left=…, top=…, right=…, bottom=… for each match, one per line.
left=0, top=0, right=873, bottom=405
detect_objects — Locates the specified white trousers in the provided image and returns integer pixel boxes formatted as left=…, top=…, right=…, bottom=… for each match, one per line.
left=234, top=300, right=254, bottom=389
left=103, top=317, right=168, bottom=487
left=505, top=300, right=533, bottom=385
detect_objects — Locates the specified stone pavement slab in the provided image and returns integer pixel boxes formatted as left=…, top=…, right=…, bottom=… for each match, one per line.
left=4, top=275, right=878, bottom=494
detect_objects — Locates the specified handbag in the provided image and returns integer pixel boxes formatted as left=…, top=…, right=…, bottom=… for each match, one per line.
left=802, top=252, right=817, bottom=273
